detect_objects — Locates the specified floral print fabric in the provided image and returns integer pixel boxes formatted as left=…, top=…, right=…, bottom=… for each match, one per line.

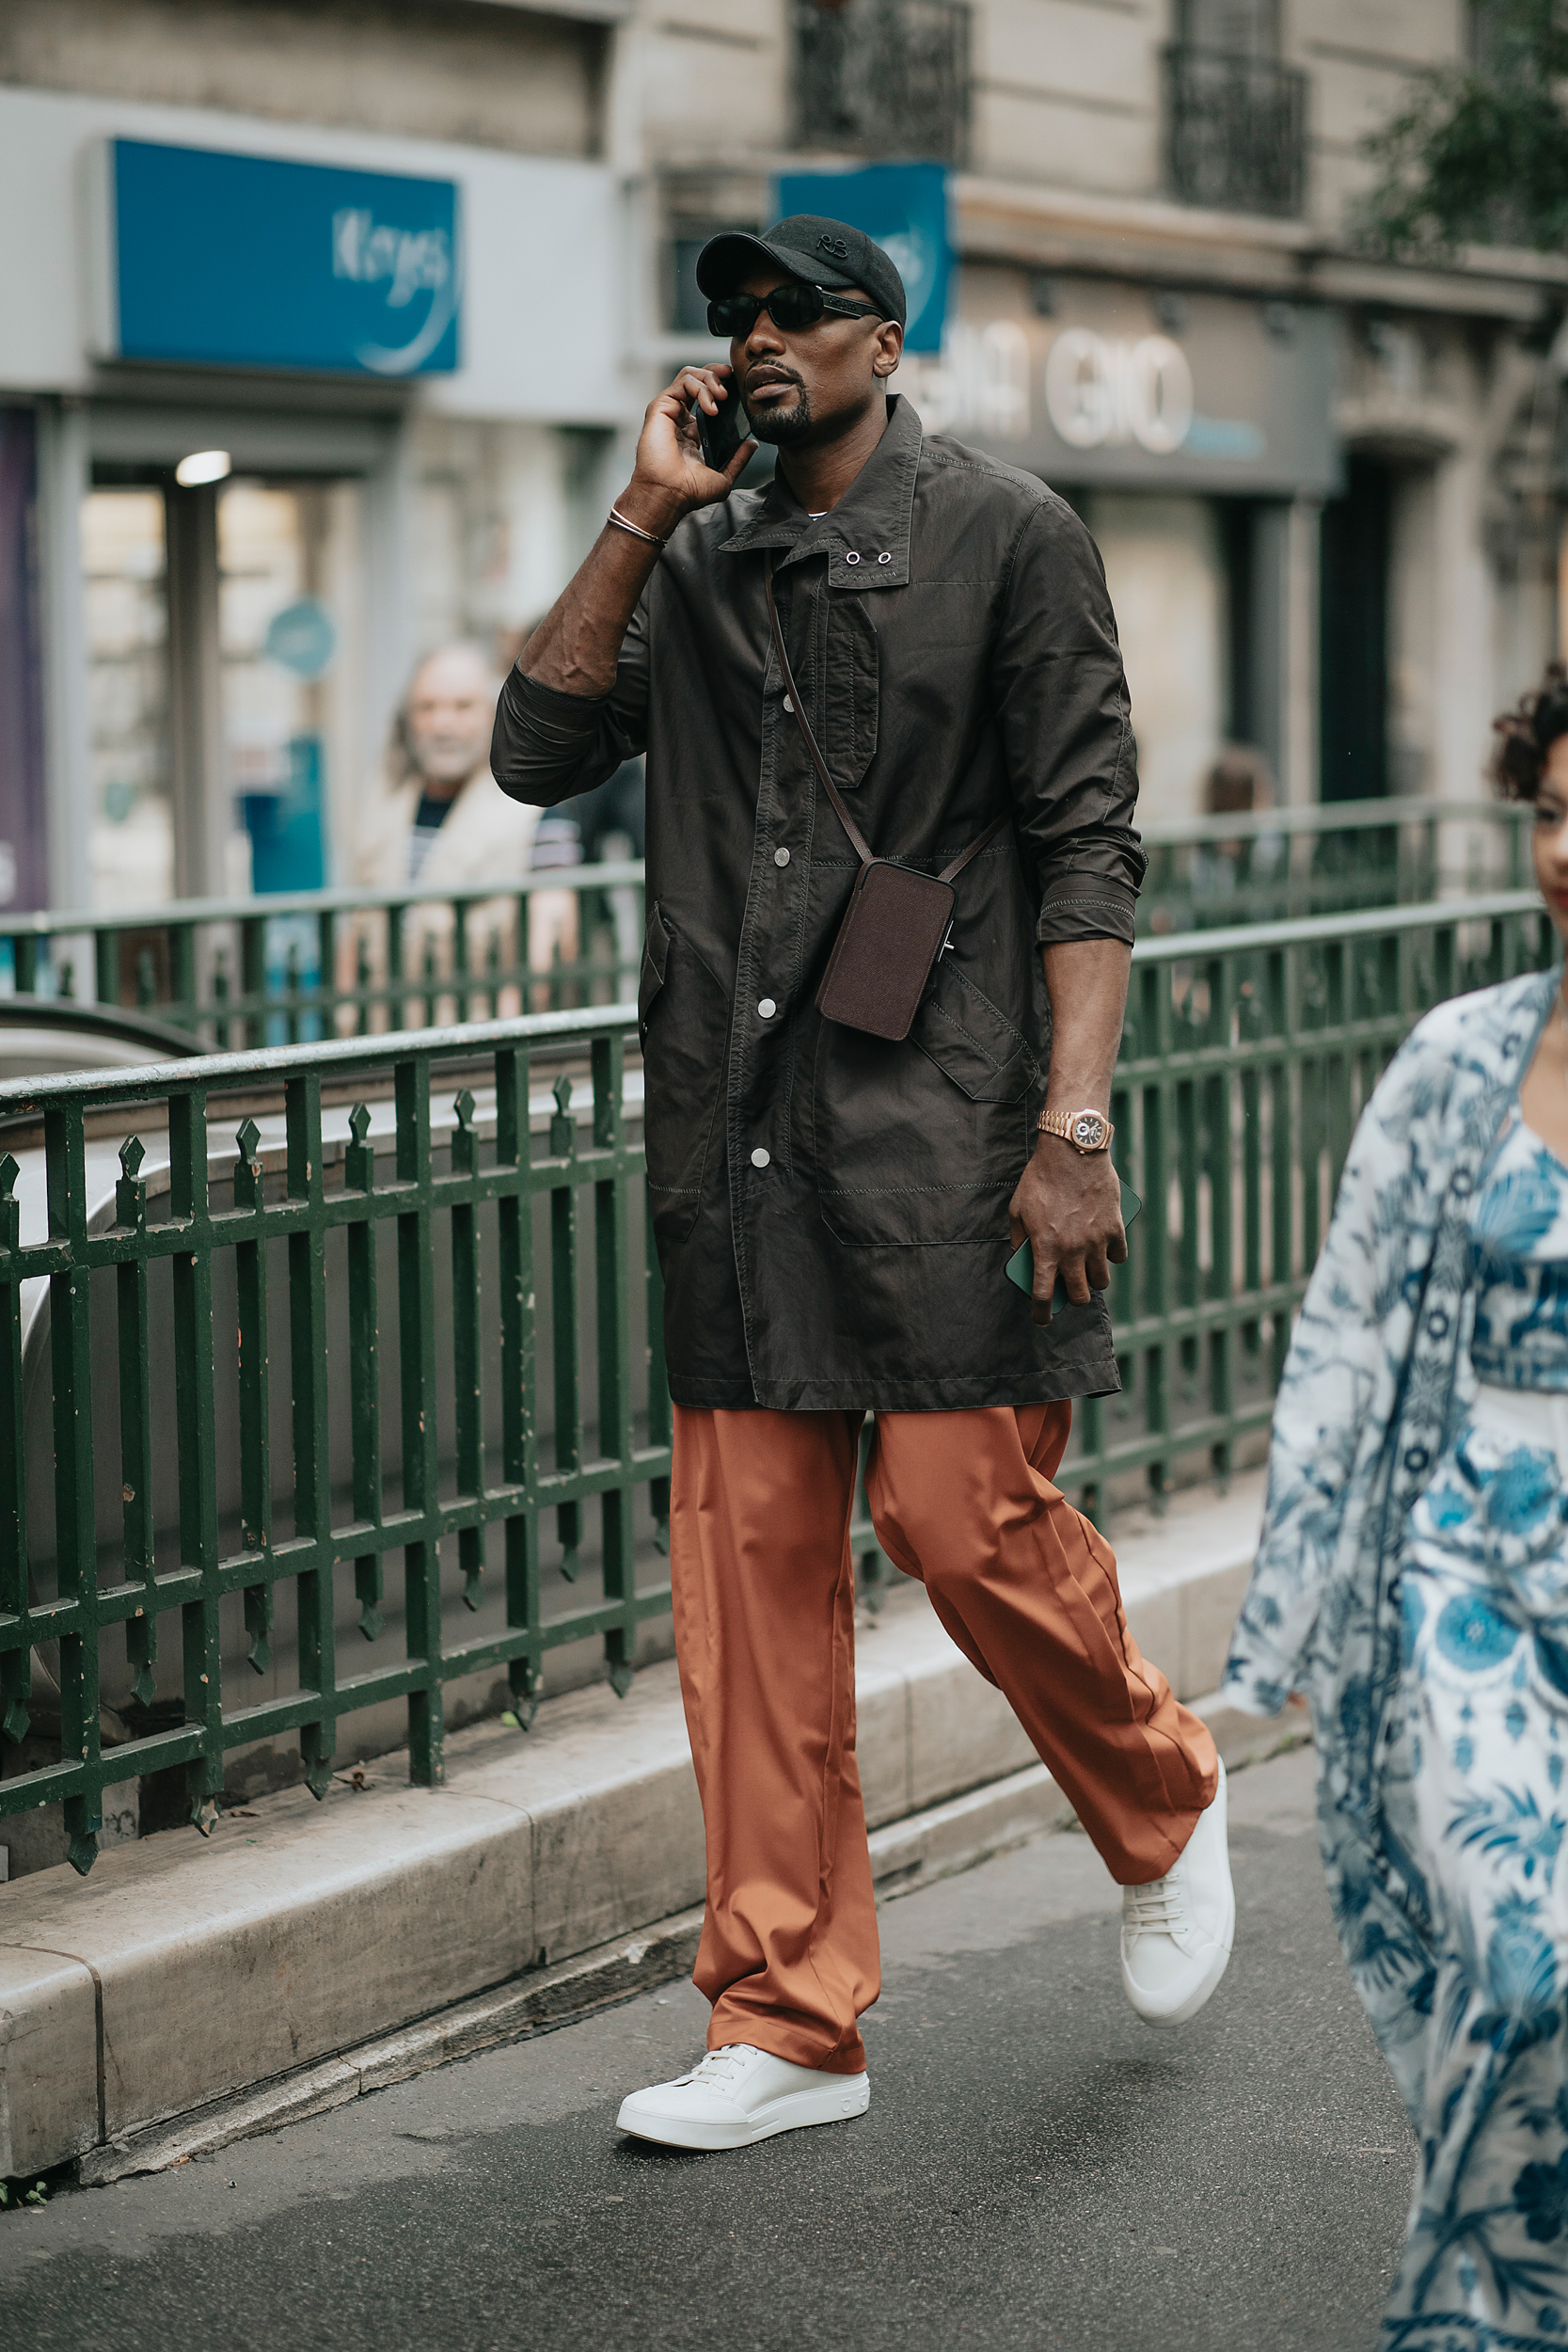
left=1395, top=1387, right=1568, bottom=2343
left=1224, top=966, right=1568, bottom=2346
left=1471, top=1113, right=1568, bottom=1392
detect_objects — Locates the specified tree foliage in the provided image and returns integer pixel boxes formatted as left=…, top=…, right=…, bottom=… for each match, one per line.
left=1355, top=0, right=1568, bottom=257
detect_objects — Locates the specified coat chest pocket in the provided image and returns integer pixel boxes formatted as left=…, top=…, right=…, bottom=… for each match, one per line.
left=824, top=594, right=879, bottom=791
left=814, top=961, right=1038, bottom=1247
left=639, top=901, right=727, bottom=1245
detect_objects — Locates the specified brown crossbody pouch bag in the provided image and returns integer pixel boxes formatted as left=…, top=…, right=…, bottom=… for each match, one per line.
left=765, top=553, right=1010, bottom=1042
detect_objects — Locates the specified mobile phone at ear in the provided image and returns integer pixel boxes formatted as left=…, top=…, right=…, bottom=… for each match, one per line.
left=1006, top=1182, right=1141, bottom=1302
left=697, top=382, right=748, bottom=474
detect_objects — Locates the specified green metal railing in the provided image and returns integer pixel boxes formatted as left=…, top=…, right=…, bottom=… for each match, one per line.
left=0, top=865, right=647, bottom=1049
left=0, top=800, right=1532, bottom=1043
left=0, top=889, right=1555, bottom=1870
left=1060, top=887, right=1552, bottom=1516
left=0, top=1009, right=668, bottom=1872
left=1138, top=796, right=1531, bottom=932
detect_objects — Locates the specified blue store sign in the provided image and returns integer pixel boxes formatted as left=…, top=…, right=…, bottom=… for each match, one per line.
left=775, top=163, right=949, bottom=356
left=97, top=138, right=461, bottom=377
left=264, top=598, right=338, bottom=680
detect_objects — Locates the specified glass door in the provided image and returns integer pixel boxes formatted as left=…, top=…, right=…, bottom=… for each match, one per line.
left=82, top=474, right=366, bottom=921
left=219, top=479, right=364, bottom=898
left=83, top=488, right=174, bottom=911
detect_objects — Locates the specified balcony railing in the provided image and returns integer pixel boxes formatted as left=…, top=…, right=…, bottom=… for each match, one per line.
left=1163, top=43, right=1307, bottom=218
left=0, top=891, right=1554, bottom=1867
left=794, top=0, right=971, bottom=166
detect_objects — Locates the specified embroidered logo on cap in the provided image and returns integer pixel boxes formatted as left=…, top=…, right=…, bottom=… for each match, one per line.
left=816, top=234, right=849, bottom=259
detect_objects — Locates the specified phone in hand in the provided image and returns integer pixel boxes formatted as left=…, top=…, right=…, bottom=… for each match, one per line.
left=1005, top=1181, right=1141, bottom=1305
left=696, top=377, right=749, bottom=474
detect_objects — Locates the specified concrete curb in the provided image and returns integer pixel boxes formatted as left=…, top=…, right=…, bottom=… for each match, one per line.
left=76, top=1691, right=1304, bottom=2185
left=77, top=1908, right=709, bottom=2185
left=1, top=1471, right=1267, bottom=2180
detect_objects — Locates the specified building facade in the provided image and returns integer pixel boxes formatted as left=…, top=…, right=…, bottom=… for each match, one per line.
left=1, top=0, right=1564, bottom=920
left=626, top=0, right=1568, bottom=819
left=0, top=0, right=637, bottom=916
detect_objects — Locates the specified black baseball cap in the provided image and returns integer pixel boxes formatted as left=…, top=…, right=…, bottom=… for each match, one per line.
left=696, top=215, right=907, bottom=327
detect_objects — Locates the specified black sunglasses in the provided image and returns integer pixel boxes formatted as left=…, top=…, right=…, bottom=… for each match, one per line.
left=707, top=283, right=883, bottom=338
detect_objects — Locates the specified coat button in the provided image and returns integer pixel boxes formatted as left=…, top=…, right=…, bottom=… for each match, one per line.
left=783, top=694, right=793, bottom=712
left=773, top=847, right=790, bottom=866
left=757, top=998, right=776, bottom=1019
left=751, top=1147, right=771, bottom=1168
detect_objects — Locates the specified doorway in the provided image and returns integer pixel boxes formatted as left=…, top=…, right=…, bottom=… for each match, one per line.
left=1319, top=453, right=1393, bottom=802
left=83, top=473, right=365, bottom=914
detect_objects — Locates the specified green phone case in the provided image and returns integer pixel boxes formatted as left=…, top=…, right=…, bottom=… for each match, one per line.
left=1006, top=1181, right=1141, bottom=1301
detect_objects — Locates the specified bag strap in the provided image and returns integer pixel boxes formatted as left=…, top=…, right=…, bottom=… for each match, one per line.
left=765, top=552, right=874, bottom=866
left=764, top=551, right=1010, bottom=885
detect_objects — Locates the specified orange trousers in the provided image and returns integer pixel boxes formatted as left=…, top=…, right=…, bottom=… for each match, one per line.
left=669, top=1400, right=1218, bottom=2074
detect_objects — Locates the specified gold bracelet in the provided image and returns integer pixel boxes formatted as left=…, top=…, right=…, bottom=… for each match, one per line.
left=607, top=506, right=669, bottom=549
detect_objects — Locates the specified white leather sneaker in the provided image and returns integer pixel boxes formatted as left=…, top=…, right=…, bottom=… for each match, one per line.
left=616, top=2043, right=870, bottom=2152
left=1120, top=1756, right=1235, bottom=2027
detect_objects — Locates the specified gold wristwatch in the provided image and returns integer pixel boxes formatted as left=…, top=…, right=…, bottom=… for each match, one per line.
left=1037, top=1106, right=1114, bottom=1154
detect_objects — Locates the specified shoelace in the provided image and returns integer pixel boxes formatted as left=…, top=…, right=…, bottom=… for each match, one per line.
left=681, top=2045, right=752, bottom=2089
left=1123, top=1876, right=1188, bottom=1933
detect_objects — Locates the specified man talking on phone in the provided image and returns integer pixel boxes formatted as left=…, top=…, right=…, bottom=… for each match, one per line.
left=493, top=216, right=1232, bottom=2152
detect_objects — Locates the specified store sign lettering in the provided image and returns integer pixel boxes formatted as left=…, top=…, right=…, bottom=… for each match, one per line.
left=332, top=211, right=451, bottom=310
left=898, top=323, right=1031, bottom=438
left=899, top=324, right=1197, bottom=458
left=1043, top=331, right=1194, bottom=455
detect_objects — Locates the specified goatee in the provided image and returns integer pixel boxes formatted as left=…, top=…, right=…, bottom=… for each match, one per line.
left=747, top=391, right=813, bottom=445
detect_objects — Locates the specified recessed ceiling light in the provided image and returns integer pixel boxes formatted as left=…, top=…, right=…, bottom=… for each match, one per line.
left=175, top=449, right=231, bottom=487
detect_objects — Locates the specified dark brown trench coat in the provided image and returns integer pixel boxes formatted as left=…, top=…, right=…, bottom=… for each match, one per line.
left=492, top=397, right=1144, bottom=1412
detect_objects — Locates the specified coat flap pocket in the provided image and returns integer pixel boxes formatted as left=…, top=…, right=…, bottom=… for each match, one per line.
left=639, top=900, right=671, bottom=1034
left=910, top=964, right=1037, bottom=1104
left=825, top=596, right=879, bottom=791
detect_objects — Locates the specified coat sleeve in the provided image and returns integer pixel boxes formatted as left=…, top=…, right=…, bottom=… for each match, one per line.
left=490, top=594, right=652, bottom=810
left=989, top=497, right=1146, bottom=949
left=1221, top=1018, right=1462, bottom=1716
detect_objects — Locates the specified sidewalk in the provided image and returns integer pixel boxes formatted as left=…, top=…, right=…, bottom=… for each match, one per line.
left=0, top=1469, right=1275, bottom=2184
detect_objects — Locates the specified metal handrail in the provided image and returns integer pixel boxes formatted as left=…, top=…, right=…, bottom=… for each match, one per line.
left=0, top=810, right=1526, bottom=947
left=1137, top=798, right=1528, bottom=848
left=0, top=883, right=1543, bottom=1119
left=0, top=999, right=639, bottom=1114
left=0, top=800, right=1532, bottom=1043
left=1129, top=885, right=1540, bottom=960
left=0, top=861, right=647, bottom=945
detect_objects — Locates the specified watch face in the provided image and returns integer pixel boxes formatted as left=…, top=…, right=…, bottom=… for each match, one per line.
left=1071, top=1111, right=1108, bottom=1152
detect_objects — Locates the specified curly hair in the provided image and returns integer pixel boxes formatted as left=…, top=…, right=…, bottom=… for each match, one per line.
left=1492, top=662, right=1568, bottom=802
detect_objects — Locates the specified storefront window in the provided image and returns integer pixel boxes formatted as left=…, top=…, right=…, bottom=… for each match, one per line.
left=219, top=481, right=363, bottom=895
left=83, top=489, right=172, bottom=910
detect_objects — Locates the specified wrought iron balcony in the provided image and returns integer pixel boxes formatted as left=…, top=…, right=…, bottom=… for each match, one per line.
left=793, top=0, right=971, bottom=167
left=1163, top=43, right=1307, bottom=218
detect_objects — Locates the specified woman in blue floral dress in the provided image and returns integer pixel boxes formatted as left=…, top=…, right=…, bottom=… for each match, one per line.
left=1226, top=667, right=1568, bottom=2348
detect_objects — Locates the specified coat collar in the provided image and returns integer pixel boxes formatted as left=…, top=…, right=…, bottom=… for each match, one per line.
left=717, top=394, right=922, bottom=590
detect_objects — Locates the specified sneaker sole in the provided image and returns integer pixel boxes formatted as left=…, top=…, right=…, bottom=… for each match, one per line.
left=616, top=2075, right=870, bottom=2152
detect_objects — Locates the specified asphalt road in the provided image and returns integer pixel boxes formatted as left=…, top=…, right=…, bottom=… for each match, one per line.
left=4, top=1745, right=1414, bottom=2352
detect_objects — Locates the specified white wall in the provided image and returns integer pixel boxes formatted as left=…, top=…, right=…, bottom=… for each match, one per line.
left=1086, top=491, right=1229, bottom=822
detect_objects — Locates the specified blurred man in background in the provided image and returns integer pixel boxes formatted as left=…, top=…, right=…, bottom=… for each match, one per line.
left=345, top=641, right=579, bottom=1020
